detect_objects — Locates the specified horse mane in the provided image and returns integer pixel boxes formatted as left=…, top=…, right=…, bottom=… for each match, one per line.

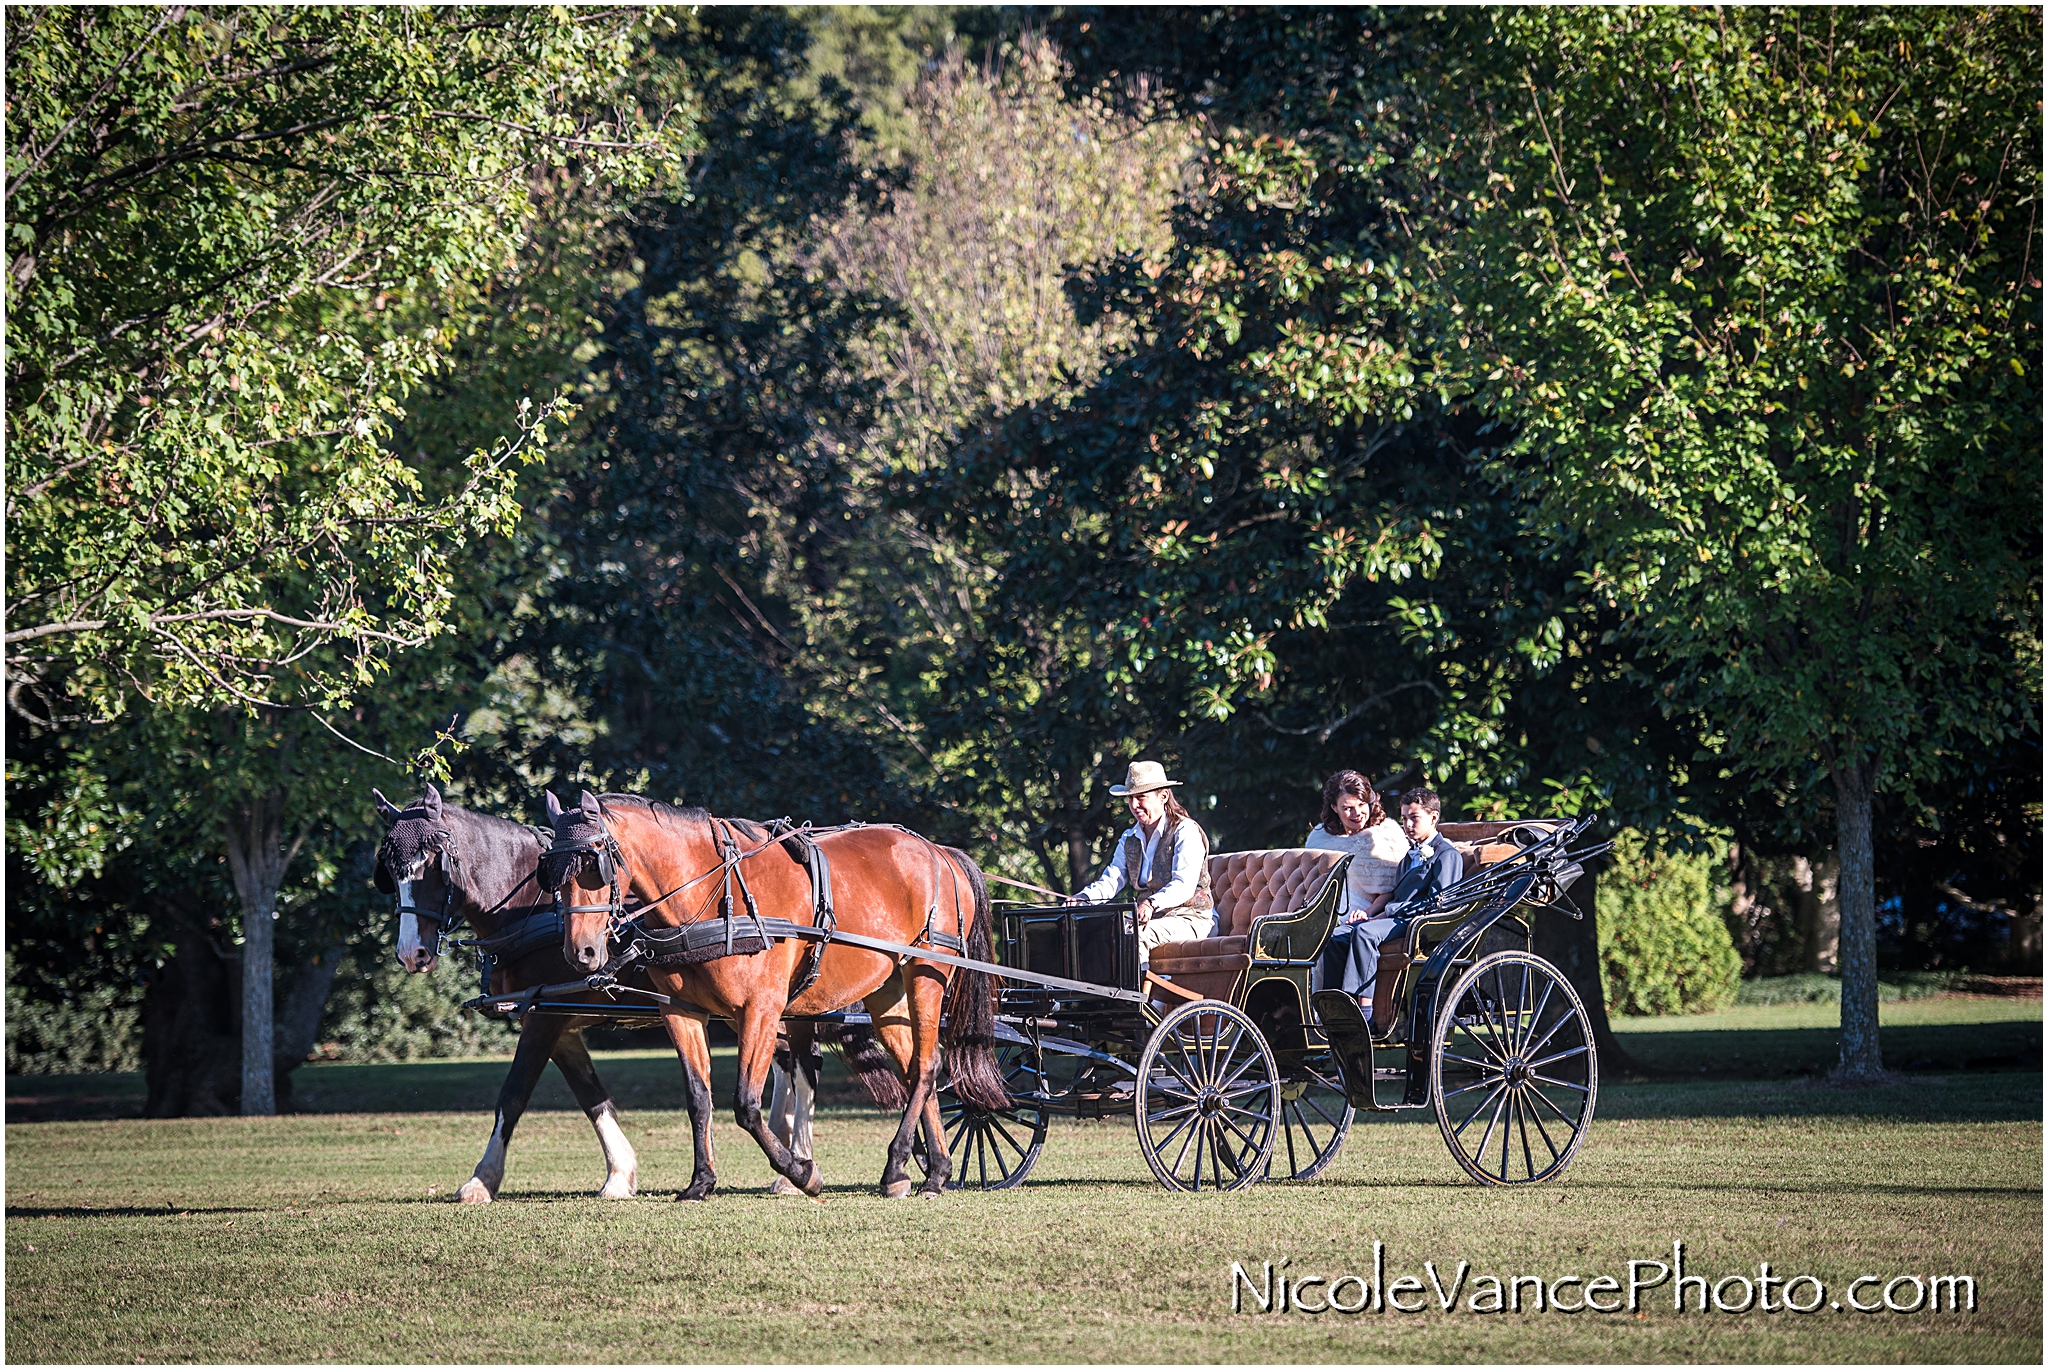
left=408, top=794, right=547, bottom=848
left=593, top=793, right=712, bottom=835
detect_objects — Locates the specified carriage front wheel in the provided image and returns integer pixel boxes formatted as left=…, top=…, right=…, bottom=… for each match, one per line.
left=1135, top=999, right=1278, bottom=1192
left=916, top=1043, right=1049, bottom=1191
left=1429, top=951, right=1597, bottom=1186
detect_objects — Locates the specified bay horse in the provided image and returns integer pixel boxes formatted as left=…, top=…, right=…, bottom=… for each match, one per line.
left=540, top=790, right=1006, bottom=1198
left=371, top=784, right=651, bottom=1202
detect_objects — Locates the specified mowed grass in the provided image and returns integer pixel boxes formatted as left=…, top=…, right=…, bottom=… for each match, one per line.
left=6, top=998, right=2041, bottom=1364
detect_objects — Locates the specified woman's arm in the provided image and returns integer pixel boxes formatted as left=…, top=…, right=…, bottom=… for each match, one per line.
left=1068, top=848, right=1129, bottom=904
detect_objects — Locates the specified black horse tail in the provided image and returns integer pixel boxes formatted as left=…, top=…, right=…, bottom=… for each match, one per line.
left=825, top=1021, right=908, bottom=1111
left=939, top=849, right=1008, bottom=1112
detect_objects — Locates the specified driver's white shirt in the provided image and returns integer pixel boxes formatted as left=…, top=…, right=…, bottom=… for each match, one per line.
left=1075, top=818, right=1205, bottom=910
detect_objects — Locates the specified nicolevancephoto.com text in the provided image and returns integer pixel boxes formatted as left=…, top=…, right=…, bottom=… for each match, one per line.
left=1232, top=1242, right=1980, bottom=1317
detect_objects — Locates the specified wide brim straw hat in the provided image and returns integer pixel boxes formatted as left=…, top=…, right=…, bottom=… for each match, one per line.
left=1109, top=760, right=1182, bottom=797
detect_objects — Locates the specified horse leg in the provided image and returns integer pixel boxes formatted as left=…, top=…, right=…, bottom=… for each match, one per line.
left=731, top=1003, right=820, bottom=1197
left=882, top=968, right=952, bottom=1199
left=660, top=1007, right=720, bottom=1201
left=457, top=1012, right=567, bottom=1203
left=550, top=1029, right=638, bottom=1199
left=766, top=1025, right=822, bottom=1198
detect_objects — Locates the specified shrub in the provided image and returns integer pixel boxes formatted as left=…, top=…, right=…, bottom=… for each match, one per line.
left=1597, top=831, right=1742, bottom=1016
left=315, top=948, right=516, bottom=1062
left=1735, top=971, right=1967, bottom=1006
left=5, top=971, right=143, bottom=1074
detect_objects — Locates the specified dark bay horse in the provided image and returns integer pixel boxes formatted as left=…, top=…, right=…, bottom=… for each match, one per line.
left=372, top=784, right=644, bottom=1202
left=541, top=790, right=1006, bottom=1198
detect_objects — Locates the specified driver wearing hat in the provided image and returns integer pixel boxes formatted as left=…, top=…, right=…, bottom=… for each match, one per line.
left=1065, top=760, right=1217, bottom=966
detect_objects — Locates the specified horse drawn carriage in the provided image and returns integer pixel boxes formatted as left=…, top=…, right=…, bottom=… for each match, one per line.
left=919, top=815, right=1610, bottom=1191
left=377, top=783, right=1607, bottom=1201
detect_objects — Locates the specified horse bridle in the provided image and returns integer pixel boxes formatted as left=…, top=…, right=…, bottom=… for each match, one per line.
left=546, top=817, right=628, bottom=933
left=545, top=807, right=798, bottom=945
left=378, top=818, right=552, bottom=959
left=376, top=821, right=462, bottom=958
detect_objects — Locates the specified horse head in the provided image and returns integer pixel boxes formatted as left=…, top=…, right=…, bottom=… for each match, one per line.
left=541, top=789, right=620, bottom=973
left=373, top=783, right=461, bottom=973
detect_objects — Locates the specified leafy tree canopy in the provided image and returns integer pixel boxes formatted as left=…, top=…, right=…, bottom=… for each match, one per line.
left=5, top=6, right=695, bottom=723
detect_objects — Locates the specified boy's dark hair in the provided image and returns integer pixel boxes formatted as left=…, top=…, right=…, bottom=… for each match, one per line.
left=1398, top=786, right=1442, bottom=819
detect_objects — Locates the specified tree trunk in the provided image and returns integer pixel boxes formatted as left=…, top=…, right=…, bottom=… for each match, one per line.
left=1529, top=864, right=1639, bottom=1074
left=222, top=789, right=306, bottom=1117
left=1832, top=760, right=1884, bottom=1080
left=142, top=907, right=243, bottom=1118
left=1796, top=850, right=1841, bottom=973
left=271, top=945, right=345, bottom=1107
left=1057, top=757, right=1093, bottom=890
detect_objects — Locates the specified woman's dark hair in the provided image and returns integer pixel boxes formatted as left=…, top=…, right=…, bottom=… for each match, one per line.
left=1162, top=791, right=1193, bottom=825
left=1319, top=769, right=1383, bottom=836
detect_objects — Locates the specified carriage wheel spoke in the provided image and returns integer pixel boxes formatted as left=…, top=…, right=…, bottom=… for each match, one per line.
left=1525, top=1080, right=1581, bottom=1128
left=1524, top=1096, right=1563, bottom=1164
left=1452, top=1079, right=1508, bottom=1138
left=1515, top=1093, right=1538, bottom=1180
left=1519, top=978, right=1556, bottom=1054
left=1495, top=1092, right=1516, bottom=1181
left=1216, top=1110, right=1264, bottom=1158
left=1530, top=1044, right=1591, bottom=1070
left=1297, top=1092, right=1346, bottom=1133
left=1514, top=962, right=1533, bottom=1051
left=1530, top=1071, right=1591, bottom=1093
left=1473, top=1085, right=1511, bottom=1166
left=1442, top=1071, right=1507, bottom=1101
left=1521, top=1004, right=1576, bottom=1059
left=1167, top=1112, right=1201, bottom=1178
left=1441, top=1050, right=1506, bottom=1072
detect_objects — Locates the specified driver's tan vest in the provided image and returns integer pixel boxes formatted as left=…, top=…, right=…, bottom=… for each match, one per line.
left=1120, top=813, right=1214, bottom=916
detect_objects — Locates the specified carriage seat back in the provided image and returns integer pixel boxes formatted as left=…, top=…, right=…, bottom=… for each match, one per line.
left=1207, top=848, right=1347, bottom=939
left=1366, top=820, right=1562, bottom=1029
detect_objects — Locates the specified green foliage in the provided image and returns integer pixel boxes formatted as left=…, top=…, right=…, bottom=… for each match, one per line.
left=1447, top=9, right=2042, bottom=805
left=4, top=957, right=143, bottom=1075
left=5, top=6, right=694, bottom=719
left=313, top=947, right=513, bottom=1063
left=1735, top=972, right=1966, bottom=1007
left=1597, top=830, right=1742, bottom=1016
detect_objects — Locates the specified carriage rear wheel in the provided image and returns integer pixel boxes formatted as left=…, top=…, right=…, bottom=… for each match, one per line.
left=1268, top=1053, right=1355, bottom=1181
left=1135, top=999, right=1278, bottom=1192
left=1429, top=950, right=1597, bottom=1185
left=916, top=1043, right=1048, bottom=1191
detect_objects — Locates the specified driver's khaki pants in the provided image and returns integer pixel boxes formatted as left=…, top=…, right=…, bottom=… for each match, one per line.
left=1134, top=909, right=1218, bottom=966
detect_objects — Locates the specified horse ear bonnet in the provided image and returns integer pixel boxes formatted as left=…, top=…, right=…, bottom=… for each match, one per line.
left=374, top=812, right=438, bottom=895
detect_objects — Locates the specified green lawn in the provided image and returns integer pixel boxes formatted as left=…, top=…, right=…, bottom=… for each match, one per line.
left=6, top=996, right=2041, bottom=1363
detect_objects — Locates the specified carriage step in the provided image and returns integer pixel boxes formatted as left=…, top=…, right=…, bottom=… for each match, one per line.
left=1309, top=990, right=1383, bottom=1109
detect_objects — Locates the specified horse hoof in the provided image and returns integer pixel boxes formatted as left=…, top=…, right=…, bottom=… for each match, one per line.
left=598, top=1174, right=636, bottom=1199
left=456, top=1179, right=494, bottom=1205
left=881, top=1179, right=914, bottom=1200
left=675, top=1184, right=716, bottom=1203
left=919, top=1188, right=943, bottom=1200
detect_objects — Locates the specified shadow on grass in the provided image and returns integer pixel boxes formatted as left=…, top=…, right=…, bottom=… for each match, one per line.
left=10, top=1018, right=2041, bottom=1127
left=1613, top=1018, right=2042, bottom=1079
left=5, top=1205, right=267, bottom=1218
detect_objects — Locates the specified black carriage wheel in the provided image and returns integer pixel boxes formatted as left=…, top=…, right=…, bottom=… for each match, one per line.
left=1268, top=1054, right=1355, bottom=1181
left=1429, top=950, right=1597, bottom=1186
left=913, top=1044, right=1048, bottom=1191
left=1135, top=999, right=1278, bottom=1193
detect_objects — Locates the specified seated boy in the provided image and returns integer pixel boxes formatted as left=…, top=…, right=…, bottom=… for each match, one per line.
left=1316, top=786, right=1462, bottom=1034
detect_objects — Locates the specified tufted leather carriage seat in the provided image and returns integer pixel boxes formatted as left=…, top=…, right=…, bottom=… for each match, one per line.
left=1145, top=848, right=1347, bottom=1003
left=1145, top=822, right=1562, bottom=1012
